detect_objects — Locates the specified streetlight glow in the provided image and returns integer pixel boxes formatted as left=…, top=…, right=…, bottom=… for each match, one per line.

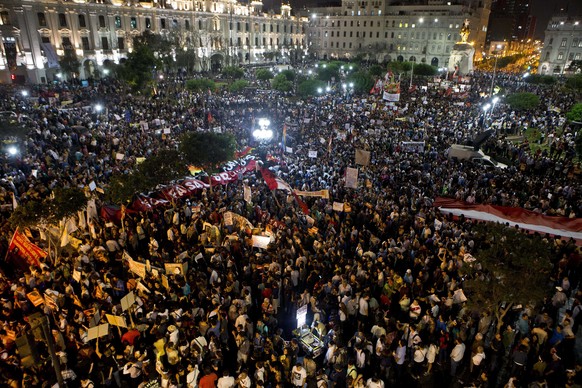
left=317, top=87, right=323, bottom=94
left=483, top=104, right=491, bottom=112
left=94, top=104, right=103, bottom=112
left=21, top=90, right=28, bottom=97
left=7, top=146, right=18, bottom=156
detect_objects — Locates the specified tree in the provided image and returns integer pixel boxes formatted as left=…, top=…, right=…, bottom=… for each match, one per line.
left=565, top=74, right=582, bottom=92
left=256, top=69, right=274, bottom=81
left=118, top=39, right=160, bottom=92
left=59, top=48, right=81, bottom=79
left=179, top=132, right=236, bottom=172
left=185, top=78, right=216, bottom=92
left=222, top=66, right=245, bottom=79
left=349, top=71, right=374, bottom=95
left=505, top=92, right=540, bottom=111
left=412, top=63, right=437, bottom=76
left=9, top=187, right=86, bottom=228
left=461, top=223, right=553, bottom=334
left=229, top=79, right=249, bottom=93
left=566, top=103, right=582, bottom=123
left=566, top=60, right=582, bottom=73
left=297, top=79, right=326, bottom=97
left=525, top=75, right=557, bottom=85
left=105, top=150, right=186, bottom=204
left=280, top=69, right=296, bottom=82
left=271, top=74, right=293, bottom=93
left=316, top=64, right=340, bottom=82
left=368, top=64, right=385, bottom=77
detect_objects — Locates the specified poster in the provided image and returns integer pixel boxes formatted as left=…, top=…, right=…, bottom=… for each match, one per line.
left=345, top=167, right=358, bottom=189
left=251, top=235, right=271, bottom=249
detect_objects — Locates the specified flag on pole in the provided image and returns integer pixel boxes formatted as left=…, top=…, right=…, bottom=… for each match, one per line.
left=6, top=228, right=46, bottom=268
left=260, top=168, right=292, bottom=192
left=282, top=124, right=287, bottom=150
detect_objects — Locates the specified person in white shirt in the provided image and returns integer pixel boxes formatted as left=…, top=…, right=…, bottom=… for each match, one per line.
left=217, top=370, right=235, bottom=388
left=365, top=376, right=385, bottom=388
left=291, top=363, right=307, bottom=387
left=186, top=364, right=200, bottom=388
left=450, top=338, right=466, bottom=377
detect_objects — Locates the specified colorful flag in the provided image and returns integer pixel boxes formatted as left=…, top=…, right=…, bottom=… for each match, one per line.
left=6, top=228, right=46, bottom=268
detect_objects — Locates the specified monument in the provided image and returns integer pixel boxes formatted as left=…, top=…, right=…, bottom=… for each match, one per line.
left=448, top=19, right=475, bottom=75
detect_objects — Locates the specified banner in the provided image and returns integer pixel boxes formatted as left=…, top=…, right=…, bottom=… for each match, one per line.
left=308, top=151, right=318, bottom=158
left=401, top=141, right=425, bottom=153
left=294, top=190, right=330, bottom=200
left=345, top=167, right=358, bottom=189
left=355, top=149, right=371, bottom=166
left=332, top=202, right=344, bottom=212
left=261, top=168, right=292, bottom=192
left=7, top=229, right=47, bottom=268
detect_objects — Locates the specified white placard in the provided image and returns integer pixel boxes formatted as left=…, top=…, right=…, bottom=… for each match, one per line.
left=116, top=153, right=125, bottom=160
left=285, top=147, right=293, bottom=154
left=308, top=150, right=317, bottom=158
left=88, top=181, right=97, bottom=191
left=333, top=202, right=344, bottom=212
left=251, top=235, right=271, bottom=249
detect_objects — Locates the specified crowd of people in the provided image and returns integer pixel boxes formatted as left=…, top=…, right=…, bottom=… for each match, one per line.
left=0, top=67, right=580, bottom=388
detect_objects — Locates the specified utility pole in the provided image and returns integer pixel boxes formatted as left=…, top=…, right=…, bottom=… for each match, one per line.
left=30, top=315, right=64, bottom=387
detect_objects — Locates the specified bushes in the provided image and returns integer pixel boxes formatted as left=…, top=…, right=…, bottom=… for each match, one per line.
left=505, top=92, right=540, bottom=111
left=185, top=78, right=216, bottom=92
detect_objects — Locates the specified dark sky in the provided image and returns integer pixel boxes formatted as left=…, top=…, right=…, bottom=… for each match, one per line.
left=532, top=0, right=582, bottom=38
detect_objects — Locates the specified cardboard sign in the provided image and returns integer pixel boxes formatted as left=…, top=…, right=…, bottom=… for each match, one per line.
left=27, top=291, right=44, bottom=307
left=120, top=291, right=136, bottom=312
left=87, top=323, right=109, bottom=341
left=106, top=314, right=127, bottom=328
left=164, top=262, right=188, bottom=276
left=345, top=167, right=358, bottom=189
left=332, top=202, right=344, bottom=212
left=355, top=149, right=371, bottom=166
left=308, top=150, right=317, bottom=158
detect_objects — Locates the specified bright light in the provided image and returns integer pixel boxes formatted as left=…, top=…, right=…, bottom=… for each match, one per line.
left=308, top=70, right=312, bottom=75
left=492, top=97, right=499, bottom=104
left=349, top=82, right=354, bottom=88
left=323, top=64, right=327, bottom=68
left=317, top=87, right=323, bottom=94
left=258, top=118, right=271, bottom=128
left=159, top=74, right=164, bottom=80
left=315, top=64, right=319, bottom=68
left=342, top=83, right=347, bottom=89
left=311, top=13, right=316, bottom=19
left=253, top=129, right=273, bottom=141
left=419, top=17, right=424, bottom=23
left=21, top=90, right=28, bottom=97
left=483, top=104, right=491, bottom=112
left=434, top=18, right=438, bottom=23
left=325, top=86, right=331, bottom=92
left=7, top=146, right=17, bottom=156
left=496, top=44, right=502, bottom=50
left=94, top=104, right=103, bottom=112
left=523, top=72, right=530, bottom=78
left=341, top=65, right=344, bottom=70
left=103, top=68, right=110, bottom=75
left=56, top=73, right=62, bottom=79
left=349, top=66, right=353, bottom=70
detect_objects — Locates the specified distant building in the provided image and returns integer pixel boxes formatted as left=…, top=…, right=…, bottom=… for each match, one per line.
left=538, top=16, right=582, bottom=75
left=486, top=0, right=535, bottom=45
left=0, top=0, right=308, bottom=84
left=305, top=0, right=492, bottom=68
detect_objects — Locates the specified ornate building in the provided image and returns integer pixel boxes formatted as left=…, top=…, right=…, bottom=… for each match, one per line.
left=306, top=0, right=492, bottom=69
left=0, top=0, right=308, bottom=83
left=538, top=16, right=582, bottom=75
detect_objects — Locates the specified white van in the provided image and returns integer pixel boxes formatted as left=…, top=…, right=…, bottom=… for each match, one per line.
left=446, top=144, right=507, bottom=169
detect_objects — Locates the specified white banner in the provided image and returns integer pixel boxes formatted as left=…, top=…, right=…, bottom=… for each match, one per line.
left=252, top=235, right=271, bottom=249
left=345, top=167, right=358, bottom=189
left=308, top=150, right=317, bottom=158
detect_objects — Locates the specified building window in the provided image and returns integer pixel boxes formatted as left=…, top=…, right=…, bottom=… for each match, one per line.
left=59, top=13, right=67, bottom=27
left=561, top=38, right=567, bottom=47
left=37, top=12, right=47, bottom=27
left=545, top=52, right=550, bottom=60
left=350, top=31, right=353, bottom=37
left=284, top=24, right=287, bottom=33
left=130, top=17, right=137, bottom=29
left=78, top=14, right=86, bottom=28
left=82, top=37, right=90, bottom=50
left=237, top=37, right=242, bottom=46
left=115, top=16, right=122, bottom=29
left=185, top=20, right=190, bottom=30
left=99, top=15, right=106, bottom=28
left=255, top=37, right=258, bottom=45
left=199, top=20, right=202, bottom=30
left=349, top=42, right=352, bottom=48
left=558, top=52, right=564, bottom=60
left=160, top=18, right=166, bottom=29
left=263, top=37, right=266, bottom=45
left=146, top=18, right=151, bottom=29
left=101, top=37, right=109, bottom=50
left=118, top=37, right=124, bottom=50
left=62, top=37, right=72, bottom=49
left=41, top=36, right=50, bottom=44
left=0, top=11, right=9, bottom=25
left=572, top=38, right=578, bottom=47
left=377, top=32, right=379, bottom=38
left=579, top=40, right=582, bottom=48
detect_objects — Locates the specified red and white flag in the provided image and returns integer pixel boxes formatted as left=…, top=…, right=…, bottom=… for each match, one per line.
left=434, top=197, right=582, bottom=243
left=260, top=168, right=292, bottom=192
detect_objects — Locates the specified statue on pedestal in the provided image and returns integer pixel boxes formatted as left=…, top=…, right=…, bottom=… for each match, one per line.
left=448, top=19, right=475, bottom=76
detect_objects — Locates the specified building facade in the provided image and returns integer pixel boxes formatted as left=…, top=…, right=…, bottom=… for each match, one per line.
left=306, top=0, right=492, bottom=69
left=0, top=0, right=308, bottom=84
left=538, top=16, right=582, bottom=75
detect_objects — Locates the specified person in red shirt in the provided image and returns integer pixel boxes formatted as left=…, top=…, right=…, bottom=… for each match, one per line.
left=198, top=367, right=218, bottom=388
left=121, top=328, right=141, bottom=346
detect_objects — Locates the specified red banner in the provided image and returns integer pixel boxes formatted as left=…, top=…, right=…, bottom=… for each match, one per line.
left=7, top=229, right=47, bottom=268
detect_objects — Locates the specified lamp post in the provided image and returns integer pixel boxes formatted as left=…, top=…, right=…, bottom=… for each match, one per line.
left=490, top=44, right=502, bottom=97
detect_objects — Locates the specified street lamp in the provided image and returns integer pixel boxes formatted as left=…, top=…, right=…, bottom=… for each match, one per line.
left=490, top=96, right=500, bottom=118
left=317, top=87, right=323, bottom=94
left=7, top=146, right=18, bottom=156
left=490, top=44, right=502, bottom=97
left=21, top=90, right=28, bottom=97
left=94, top=104, right=103, bottom=113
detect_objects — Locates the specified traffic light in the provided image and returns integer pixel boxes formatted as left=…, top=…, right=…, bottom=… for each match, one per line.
left=10, top=74, right=15, bottom=81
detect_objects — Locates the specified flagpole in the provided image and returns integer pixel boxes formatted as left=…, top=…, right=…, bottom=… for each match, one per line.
left=4, top=228, right=17, bottom=262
